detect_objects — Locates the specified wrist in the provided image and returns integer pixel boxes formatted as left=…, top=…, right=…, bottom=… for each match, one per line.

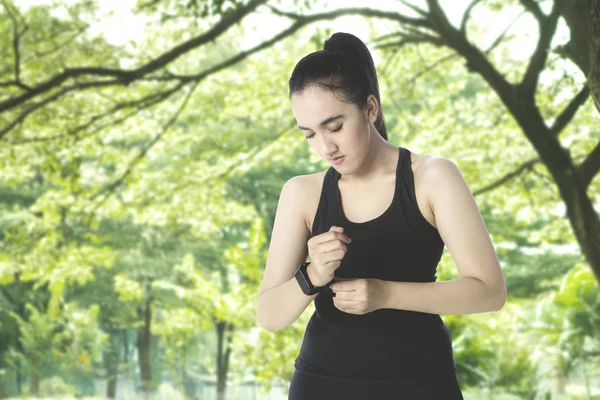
left=306, top=262, right=318, bottom=286
left=306, top=263, right=326, bottom=288
left=378, top=279, right=391, bottom=310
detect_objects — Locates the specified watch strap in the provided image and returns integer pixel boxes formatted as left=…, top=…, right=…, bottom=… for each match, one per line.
left=295, top=262, right=324, bottom=295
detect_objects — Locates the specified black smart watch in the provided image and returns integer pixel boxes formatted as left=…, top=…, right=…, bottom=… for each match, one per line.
left=295, top=262, right=326, bottom=295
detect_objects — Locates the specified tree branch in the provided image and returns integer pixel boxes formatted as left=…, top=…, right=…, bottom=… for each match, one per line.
left=371, top=34, right=444, bottom=49
left=168, top=119, right=298, bottom=196
left=518, top=0, right=565, bottom=97
left=577, top=140, right=600, bottom=189
left=5, top=83, right=184, bottom=145
left=128, top=6, right=437, bottom=86
left=0, top=0, right=269, bottom=113
left=472, top=157, right=540, bottom=196
left=5, top=3, right=441, bottom=143
left=86, top=81, right=199, bottom=220
left=33, top=25, right=87, bottom=58
left=550, top=84, right=590, bottom=137
left=272, top=0, right=517, bottom=107
left=460, top=0, right=484, bottom=34
left=425, top=0, right=454, bottom=35
left=397, top=26, right=445, bottom=46
left=417, top=0, right=516, bottom=106
left=138, top=16, right=324, bottom=83
left=2, top=0, right=31, bottom=91
left=518, top=0, right=546, bottom=22
left=0, top=80, right=119, bottom=141
left=406, top=52, right=458, bottom=95
left=483, top=10, right=527, bottom=55
left=398, top=0, right=428, bottom=17
left=267, top=5, right=432, bottom=29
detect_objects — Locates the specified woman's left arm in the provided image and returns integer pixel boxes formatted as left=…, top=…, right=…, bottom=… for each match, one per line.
left=381, top=157, right=506, bottom=315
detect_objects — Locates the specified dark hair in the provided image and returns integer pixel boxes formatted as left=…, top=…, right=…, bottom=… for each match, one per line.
left=288, top=32, right=388, bottom=141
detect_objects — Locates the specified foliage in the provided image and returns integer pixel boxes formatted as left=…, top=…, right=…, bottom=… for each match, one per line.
left=0, top=0, right=598, bottom=398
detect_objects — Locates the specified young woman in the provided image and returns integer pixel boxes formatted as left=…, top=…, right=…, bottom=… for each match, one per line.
left=257, top=32, right=506, bottom=399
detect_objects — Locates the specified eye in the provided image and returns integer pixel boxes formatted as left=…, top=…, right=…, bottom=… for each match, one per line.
left=328, top=124, right=343, bottom=133
left=305, top=124, right=343, bottom=140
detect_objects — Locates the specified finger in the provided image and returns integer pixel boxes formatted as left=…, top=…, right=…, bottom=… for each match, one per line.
left=331, top=292, right=356, bottom=300
left=333, top=296, right=358, bottom=304
left=317, top=229, right=348, bottom=245
left=333, top=300, right=357, bottom=314
left=331, top=287, right=356, bottom=292
left=330, top=278, right=358, bottom=291
left=333, top=277, right=355, bottom=282
left=333, top=299, right=345, bottom=313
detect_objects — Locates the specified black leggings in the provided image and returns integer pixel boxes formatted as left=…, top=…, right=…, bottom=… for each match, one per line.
left=288, top=368, right=464, bottom=400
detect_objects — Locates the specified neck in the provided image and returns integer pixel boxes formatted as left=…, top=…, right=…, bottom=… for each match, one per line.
left=339, top=133, right=399, bottom=185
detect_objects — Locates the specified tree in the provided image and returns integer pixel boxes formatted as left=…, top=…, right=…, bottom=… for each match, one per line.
left=264, top=0, right=600, bottom=284
left=1, top=0, right=599, bottom=397
left=2, top=0, right=599, bottom=284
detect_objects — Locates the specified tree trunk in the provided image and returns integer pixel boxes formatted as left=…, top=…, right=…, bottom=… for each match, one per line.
left=137, top=298, right=153, bottom=400
left=215, top=321, right=234, bottom=400
left=30, top=361, right=40, bottom=395
left=582, top=358, right=592, bottom=400
left=15, top=358, right=22, bottom=396
left=551, top=368, right=566, bottom=400
left=559, top=0, right=600, bottom=114
left=588, top=0, right=600, bottom=113
left=183, top=365, right=196, bottom=400
left=103, top=332, right=120, bottom=399
left=433, top=0, right=600, bottom=286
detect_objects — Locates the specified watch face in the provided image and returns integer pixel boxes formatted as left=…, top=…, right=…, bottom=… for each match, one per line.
left=296, top=263, right=319, bottom=295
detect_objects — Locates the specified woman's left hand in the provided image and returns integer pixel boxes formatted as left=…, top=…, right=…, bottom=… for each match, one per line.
left=329, top=278, right=387, bottom=315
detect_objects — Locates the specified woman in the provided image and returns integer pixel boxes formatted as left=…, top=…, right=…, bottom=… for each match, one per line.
left=257, top=32, right=506, bottom=399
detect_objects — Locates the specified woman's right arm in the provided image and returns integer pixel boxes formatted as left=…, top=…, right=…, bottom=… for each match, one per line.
left=256, top=176, right=318, bottom=332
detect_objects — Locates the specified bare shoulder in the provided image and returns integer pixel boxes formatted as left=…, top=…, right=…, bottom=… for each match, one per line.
left=407, top=149, right=432, bottom=175
left=412, top=153, right=453, bottom=180
left=415, top=154, right=467, bottom=212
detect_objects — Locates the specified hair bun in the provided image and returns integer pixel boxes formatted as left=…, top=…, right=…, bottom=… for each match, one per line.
left=324, top=33, right=361, bottom=61
left=323, top=32, right=370, bottom=71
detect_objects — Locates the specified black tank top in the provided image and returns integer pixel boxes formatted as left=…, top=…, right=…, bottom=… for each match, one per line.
left=294, top=146, right=458, bottom=383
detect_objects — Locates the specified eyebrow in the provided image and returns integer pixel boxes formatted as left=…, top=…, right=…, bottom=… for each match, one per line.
left=297, top=114, right=344, bottom=131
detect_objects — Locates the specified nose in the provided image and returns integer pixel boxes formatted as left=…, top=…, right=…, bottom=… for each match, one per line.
left=318, top=133, right=338, bottom=156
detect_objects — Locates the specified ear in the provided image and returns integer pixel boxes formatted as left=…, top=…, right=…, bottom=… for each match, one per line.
left=366, top=94, right=378, bottom=124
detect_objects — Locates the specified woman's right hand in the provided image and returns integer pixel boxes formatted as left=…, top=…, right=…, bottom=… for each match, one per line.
left=306, top=225, right=352, bottom=287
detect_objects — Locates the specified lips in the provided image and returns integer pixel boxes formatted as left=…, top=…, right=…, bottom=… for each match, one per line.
left=331, top=156, right=345, bottom=165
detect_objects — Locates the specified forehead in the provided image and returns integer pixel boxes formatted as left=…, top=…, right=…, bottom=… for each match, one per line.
left=291, top=86, right=349, bottom=122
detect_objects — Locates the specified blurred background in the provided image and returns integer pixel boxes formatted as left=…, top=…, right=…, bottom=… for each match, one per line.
left=0, top=0, right=599, bottom=399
